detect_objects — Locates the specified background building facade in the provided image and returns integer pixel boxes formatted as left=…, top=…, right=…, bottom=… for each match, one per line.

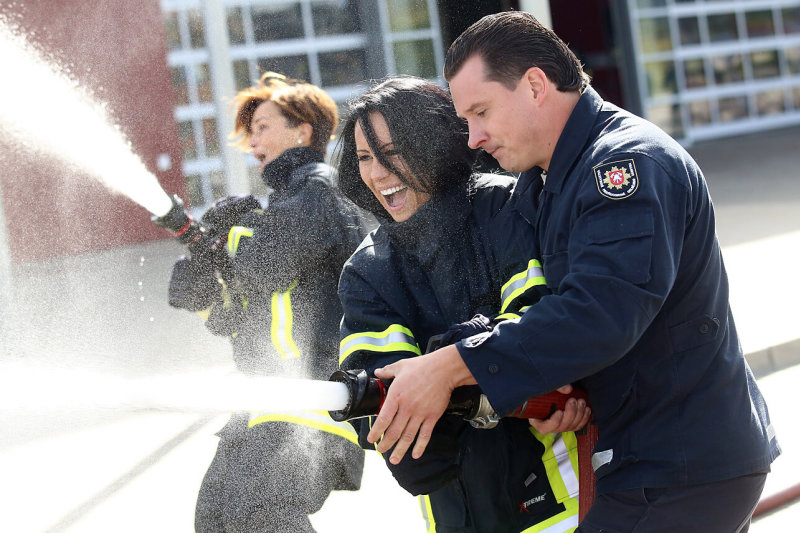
left=161, top=0, right=800, bottom=213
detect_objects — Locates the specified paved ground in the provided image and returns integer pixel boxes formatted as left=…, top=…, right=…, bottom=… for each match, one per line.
left=1, top=125, right=798, bottom=532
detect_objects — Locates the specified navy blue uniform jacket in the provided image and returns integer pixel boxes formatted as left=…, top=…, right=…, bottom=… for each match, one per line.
left=457, top=87, right=780, bottom=494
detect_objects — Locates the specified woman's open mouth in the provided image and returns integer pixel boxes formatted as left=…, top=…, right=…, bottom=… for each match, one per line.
left=381, top=185, right=408, bottom=208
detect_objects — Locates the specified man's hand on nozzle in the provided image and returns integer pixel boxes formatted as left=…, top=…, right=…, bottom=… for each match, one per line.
left=529, top=384, right=592, bottom=434
left=367, top=344, right=476, bottom=465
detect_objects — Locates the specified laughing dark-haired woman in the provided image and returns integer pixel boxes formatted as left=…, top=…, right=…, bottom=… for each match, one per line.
left=336, top=76, right=588, bottom=533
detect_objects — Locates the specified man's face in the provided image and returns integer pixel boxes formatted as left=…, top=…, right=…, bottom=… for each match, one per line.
left=449, top=55, right=543, bottom=173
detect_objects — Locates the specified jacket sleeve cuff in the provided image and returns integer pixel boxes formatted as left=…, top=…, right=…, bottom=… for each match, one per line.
left=455, top=330, right=546, bottom=416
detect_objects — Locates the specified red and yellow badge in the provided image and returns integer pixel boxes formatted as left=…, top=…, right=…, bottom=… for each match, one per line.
left=593, top=159, right=639, bottom=200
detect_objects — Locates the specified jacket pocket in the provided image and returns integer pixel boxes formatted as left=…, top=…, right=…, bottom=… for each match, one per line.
left=582, top=206, right=654, bottom=285
left=669, top=314, right=721, bottom=353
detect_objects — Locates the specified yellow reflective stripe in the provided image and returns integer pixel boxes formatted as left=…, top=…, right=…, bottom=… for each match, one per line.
left=500, top=259, right=546, bottom=312
left=531, top=430, right=580, bottom=528
left=531, top=430, right=580, bottom=501
left=524, top=429, right=579, bottom=533
left=196, top=305, right=213, bottom=321
left=247, top=409, right=359, bottom=444
left=417, top=494, right=436, bottom=533
left=271, top=281, right=300, bottom=359
left=227, top=225, right=253, bottom=257
left=339, top=324, right=421, bottom=366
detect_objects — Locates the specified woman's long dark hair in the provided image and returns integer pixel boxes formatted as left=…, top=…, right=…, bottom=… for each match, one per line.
left=336, top=76, right=475, bottom=216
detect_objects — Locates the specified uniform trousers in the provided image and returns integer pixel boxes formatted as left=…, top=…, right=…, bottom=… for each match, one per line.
left=577, top=471, right=768, bottom=533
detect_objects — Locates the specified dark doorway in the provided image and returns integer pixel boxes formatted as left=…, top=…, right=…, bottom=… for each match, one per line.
left=549, top=0, right=630, bottom=109
left=438, top=0, right=516, bottom=47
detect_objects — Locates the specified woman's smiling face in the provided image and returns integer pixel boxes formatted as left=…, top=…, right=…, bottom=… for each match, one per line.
left=248, top=100, right=304, bottom=169
left=354, top=112, right=431, bottom=222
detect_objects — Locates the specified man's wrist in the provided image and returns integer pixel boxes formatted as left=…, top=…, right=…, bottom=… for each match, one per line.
left=435, top=343, right=477, bottom=389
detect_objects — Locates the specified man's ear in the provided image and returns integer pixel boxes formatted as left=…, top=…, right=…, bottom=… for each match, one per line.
left=524, top=67, right=549, bottom=104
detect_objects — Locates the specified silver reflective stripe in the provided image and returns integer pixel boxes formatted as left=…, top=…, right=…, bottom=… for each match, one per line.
left=339, top=324, right=420, bottom=365
left=523, top=514, right=579, bottom=533
left=500, top=259, right=545, bottom=312
left=767, top=423, right=776, bottom=441
left=552, top=434, right=579, bottom=499
left=592, top=448, right=614, bottom=472
left=417, top=495, right=435, bottom=533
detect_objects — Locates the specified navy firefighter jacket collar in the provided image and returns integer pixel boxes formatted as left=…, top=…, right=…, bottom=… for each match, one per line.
left=261, top=146, right=324, bottom=192
left=380, top=182, right=471, bottom=266
left=521, top=86, right=604, bottom=197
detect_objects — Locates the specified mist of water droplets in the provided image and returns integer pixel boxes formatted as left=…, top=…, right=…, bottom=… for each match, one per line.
left=0, top=18, right=172, bottom=216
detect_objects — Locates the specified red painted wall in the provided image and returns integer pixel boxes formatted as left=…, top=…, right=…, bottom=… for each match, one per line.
left=0, top=0, right=185, bottom=263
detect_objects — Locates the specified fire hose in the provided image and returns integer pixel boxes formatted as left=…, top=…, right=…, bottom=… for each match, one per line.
left=328, top=369, right=598, bottom=521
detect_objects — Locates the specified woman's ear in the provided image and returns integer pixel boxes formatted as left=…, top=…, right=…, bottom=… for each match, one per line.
left=297, top=122, right=313, bottom=146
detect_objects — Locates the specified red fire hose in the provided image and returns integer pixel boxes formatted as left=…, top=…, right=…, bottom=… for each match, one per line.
left=753, top=482, right=800, bottom=517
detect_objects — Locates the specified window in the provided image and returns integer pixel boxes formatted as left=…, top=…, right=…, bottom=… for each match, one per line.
left=678, top=17, right=702, bottom=46
left=258, top=55, right=310, bottom=81
left=688, top=100, right=712, bottom=126
left=312, top=0, right=361, bottom=36
left=746, top=10, right=775, bottom=38
left=712, top=54, right=744, bottom=85
left=718, top=96, right=748, bottom=122
left=163, top=11, right=181, bottom=50
left=202, top=118, right=220, bottom=158
left=787, top=47, right=800, bottom=75
left=783, top=7, right=800, bottom=34
left=750, top=50, right=780, bottom=79
left=188, top=8, right=206, bottom=48
left=387, top=0, right=430, bottom=31
left=647, top=103, right=683, bottom=137
left=195, top=63, right=213, bottom=103
left=170, top=66, right=189, bottom=106
left=708, top=13, right=739, bottom=43
left=683, top=58, right=707, bottom=88
left=227, top=7, right=246, bottom=45
left=252, top=3, right=304, bottom=42
left=319, top=49, right=368, bottom=86
left=645, top=60, right=677, bottom=96
left=393, top=39, right=436, bottom=78
left=639, top=17, right=672, bottom=53
left=185, top=173, right=204, bottom=207
left=178, top=120, right=197, bottom=161
left=233, top=60, right=251, bottom=91
left=756, top=90, right=785, bottom=116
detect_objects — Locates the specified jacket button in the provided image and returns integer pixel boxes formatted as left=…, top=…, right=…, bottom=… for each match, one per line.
left=488, top=363, right=500, bottom=375
left=699, top=323, right=710, bottom=334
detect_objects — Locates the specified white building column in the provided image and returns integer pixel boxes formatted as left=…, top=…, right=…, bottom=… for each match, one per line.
left=519, top=0, right=553, bottom=29
left=202, top=0, right=250, bottom=195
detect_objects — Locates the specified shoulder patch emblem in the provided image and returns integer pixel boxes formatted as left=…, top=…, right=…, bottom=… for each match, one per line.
left=593, top=159, right=639, bottom=200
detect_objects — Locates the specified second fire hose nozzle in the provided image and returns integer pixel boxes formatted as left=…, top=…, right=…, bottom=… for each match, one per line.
left=328, top=369, right=389, bottom=422
left=327, top=369, right=590, bottom=429
left=151, top=194, right=207, bottom=248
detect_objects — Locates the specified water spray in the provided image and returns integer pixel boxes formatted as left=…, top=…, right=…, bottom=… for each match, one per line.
left=0, top=18, right=173, bottom=218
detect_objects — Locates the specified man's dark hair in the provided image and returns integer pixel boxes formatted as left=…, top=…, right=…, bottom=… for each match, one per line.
left=335, top=76, right=475, bottom=216
left=444, top=11, right=590, bottom=92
